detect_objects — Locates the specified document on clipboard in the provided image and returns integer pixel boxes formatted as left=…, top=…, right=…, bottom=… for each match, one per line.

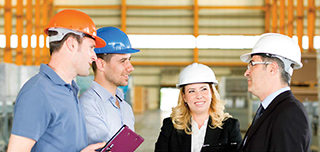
left=99, top=124, right=144, bottom=152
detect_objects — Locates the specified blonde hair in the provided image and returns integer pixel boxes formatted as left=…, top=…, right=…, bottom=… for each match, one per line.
left=170, top=83, right=232, bottom=135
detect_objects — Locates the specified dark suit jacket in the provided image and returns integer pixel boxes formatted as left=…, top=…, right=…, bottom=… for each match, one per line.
left=239, top=90, right=311, bottom=152
left=155, top=117, right=242, bottom=152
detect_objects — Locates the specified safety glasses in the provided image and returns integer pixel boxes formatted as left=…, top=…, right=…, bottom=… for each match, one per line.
left=247, top=61, right=272, bottom=70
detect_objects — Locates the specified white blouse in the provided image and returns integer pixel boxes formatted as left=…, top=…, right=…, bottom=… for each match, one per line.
left=191, top=118, right=209, bottom=152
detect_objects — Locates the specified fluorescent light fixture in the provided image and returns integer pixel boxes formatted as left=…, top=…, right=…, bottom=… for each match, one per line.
left=197, top=35, right=261, bottom=49
left=39, top=35, right=44, bottom=48
left=128, top=35, right=196, bottom=49
left=11, top=35, right=18, bottom=48
left=31, top=34, right=37, bottom=48
left=314, top=36, right=320, bottom=49
left=22, top=35, right=28, bottom=48
left=0, top=34, right=317, bottom=50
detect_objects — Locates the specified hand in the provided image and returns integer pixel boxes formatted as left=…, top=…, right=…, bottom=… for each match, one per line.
left=81, top=142, right=106, bottom=152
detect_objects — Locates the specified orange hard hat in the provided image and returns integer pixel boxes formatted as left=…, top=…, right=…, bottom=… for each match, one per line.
left=44, top=9, right=106, bottom=48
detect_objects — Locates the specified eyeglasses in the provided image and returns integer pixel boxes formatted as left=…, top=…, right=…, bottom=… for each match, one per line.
left=247, top=61, right=272, bottom=70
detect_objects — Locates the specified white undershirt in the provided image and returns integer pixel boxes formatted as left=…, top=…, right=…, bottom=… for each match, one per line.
left=191, top=118, right=208, bottom=152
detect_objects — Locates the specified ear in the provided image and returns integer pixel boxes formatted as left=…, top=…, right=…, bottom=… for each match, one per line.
left=95, top=58, right=106, bottom=72
left=269, top=62, right=279, bottom=76
left=182, top=93, right=186, bottom=103
left=65, top=37, right=78, bottom=52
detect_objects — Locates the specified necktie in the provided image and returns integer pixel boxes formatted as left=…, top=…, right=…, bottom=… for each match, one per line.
left=251, top=104, right=265, bottom=126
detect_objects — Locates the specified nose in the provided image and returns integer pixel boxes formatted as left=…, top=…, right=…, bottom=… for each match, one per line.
left=91, top=50, right=97, bottom=62
left=196, top=91, right=203, bottom=99
left=127, top=61, right=134, bottom=73
left=244, top=68, right=250, bottom=77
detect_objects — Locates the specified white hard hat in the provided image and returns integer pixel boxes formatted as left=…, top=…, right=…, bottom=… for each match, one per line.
left=240, top=33, right=303, bottom=76
left=176, top=63, right=218, bottom=88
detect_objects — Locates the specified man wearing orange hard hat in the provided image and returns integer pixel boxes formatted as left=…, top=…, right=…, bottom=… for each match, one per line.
left=7, top=10, right=107, bottom=152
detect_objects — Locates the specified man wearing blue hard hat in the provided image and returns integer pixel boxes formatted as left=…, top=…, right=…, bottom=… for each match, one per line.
left=79, top=27, right=140, bottom=145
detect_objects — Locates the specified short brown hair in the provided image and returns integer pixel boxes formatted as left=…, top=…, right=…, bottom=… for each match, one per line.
left=92, top=53, right=115, bottom=74
left=48, top=31, right=82, bottom=55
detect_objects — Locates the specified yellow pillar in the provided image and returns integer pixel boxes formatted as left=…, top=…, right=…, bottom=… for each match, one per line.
left=193, top=0, right=199, bottom=63
left=35, top=0, right=41, bottom=65
left=297, top=0, right=304, bottom=52
left=271, top=0, right=278, bottom=33
left=287, top=0, right=294, bottom=37
left=16, top=0, right=23, bottom=65
left=121, top=0, right=127, bottom=32
left=26, top=0, right=33, bottom=65
left=279, top=0, right=285, bottom=34
left=4, top=0, right=12, bottom=63
left=264, top=0, right=270, bottom=33
left=307, top=0, right=315, bottom=52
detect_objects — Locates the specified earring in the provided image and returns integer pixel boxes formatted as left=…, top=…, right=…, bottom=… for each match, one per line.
left=184, top=101, right=188, bottom=106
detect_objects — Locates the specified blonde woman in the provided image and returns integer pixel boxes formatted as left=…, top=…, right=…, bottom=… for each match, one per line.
left=155, top=63, right=242, bottom=152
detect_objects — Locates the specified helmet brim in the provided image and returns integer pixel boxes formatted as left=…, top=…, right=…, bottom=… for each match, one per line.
left=176, top=81, right=218, bottom=88
left=95, top=48, right=140, bottom=54
left=240, top=52, right=252, bottom=63
left=95, top=36, right=107, bottom=48
left=114, top=48, right=140, bottom=54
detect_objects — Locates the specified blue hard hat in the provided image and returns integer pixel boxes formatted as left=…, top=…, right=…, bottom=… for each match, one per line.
left=94, top=27, right=140, bottom=54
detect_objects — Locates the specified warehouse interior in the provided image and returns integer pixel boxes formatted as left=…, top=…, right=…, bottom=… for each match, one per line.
left=0, top=0, right=320, bottom=151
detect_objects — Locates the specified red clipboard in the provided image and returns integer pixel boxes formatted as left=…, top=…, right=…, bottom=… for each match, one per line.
left=99, top=124, right=144, bottom=152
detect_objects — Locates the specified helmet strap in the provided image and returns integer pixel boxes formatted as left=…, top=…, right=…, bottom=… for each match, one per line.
left=272, top=55, right=294, bottom=76
left=48, top=28, right=84, bottom=43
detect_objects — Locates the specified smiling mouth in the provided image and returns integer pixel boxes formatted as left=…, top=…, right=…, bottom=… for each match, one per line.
left=122, top=75, right=130, bottom=80
left=195, top=101, right=205, bottom=106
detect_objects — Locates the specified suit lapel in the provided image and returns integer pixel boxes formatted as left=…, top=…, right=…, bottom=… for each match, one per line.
left=177, top=117, right=219, bottom=151
left=243, top=90, right=293, bottom=148
left=204, top=118, right=221, bottom=145
left=177, top=128, right=192, bottom=151
left=240, top=125, right=251, bottom=149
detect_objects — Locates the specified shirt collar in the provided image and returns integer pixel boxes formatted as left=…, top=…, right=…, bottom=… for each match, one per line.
left=261, top=86, right=290, bottom=109
left=192, top=117, right=209, bottom=132
left=91, top=81, right=124, bottom=102
left=115, top=88, right=125, bottom=101
left=40, top=63, right=66, bottom=85
left=40, top=63, right=79, bottom=89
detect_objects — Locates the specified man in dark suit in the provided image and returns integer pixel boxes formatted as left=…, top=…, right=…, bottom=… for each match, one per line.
left=238, top=33, right=311, bottom=152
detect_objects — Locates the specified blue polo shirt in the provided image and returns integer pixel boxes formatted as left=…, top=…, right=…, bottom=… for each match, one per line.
left=11, top=64, right=87, bottom=151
